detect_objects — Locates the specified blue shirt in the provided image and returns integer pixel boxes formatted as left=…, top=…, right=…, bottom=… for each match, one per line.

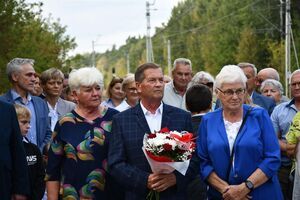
left=11, top=90, right=37, bottom=145
left=271, top=99, right=298, bottom=166
left=100, top=98, right=116, bottom=108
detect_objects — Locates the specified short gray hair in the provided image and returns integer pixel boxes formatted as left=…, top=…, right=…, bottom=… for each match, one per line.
left=289, top=69, right=300, bottom=84
left=215, top=65, right=247, bottom=89
left=260, top=79, right=284, bottom=95
left=188, top=71, right=214, bottom=89
left=238, top=62, right=257, bottom=76
left=6, top=58, right=35, bottom=82
left=172, top=58, right=192, bottom=71
left=68, top=67, right=104, bottom=92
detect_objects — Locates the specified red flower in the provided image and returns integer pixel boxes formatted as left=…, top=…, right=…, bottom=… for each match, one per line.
left=163, top=143, right=173, bottom=151
left=146, top=150, right=173, bottom=162
left=181, top=133, right=193, bottom=142
left=160, top=127, right=170, bottom=133
left=178, top=149, right=186, bottom=154
left=171, top=132, right=194, bottom=142
left=191, top=142, right=196, bottom=149
left=148, top=133, right=156, bottom=139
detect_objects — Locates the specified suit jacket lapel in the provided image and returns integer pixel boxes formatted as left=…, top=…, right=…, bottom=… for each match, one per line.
left=217, top=111, right=231, bottom=156
left=234, top=106, right=250, bottom=145
left=5, top=90, right=14, bottom=103
left=134, top=104, right=151, bottom=134
left=56, top=98, right=63, bottom=118
left=161, top=103, right=171, bottom=129
left=252, top=91, right=259, bottom=104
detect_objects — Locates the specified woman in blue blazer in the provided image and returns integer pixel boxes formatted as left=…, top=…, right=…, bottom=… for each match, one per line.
left=197, top=65, right=283, bottom=200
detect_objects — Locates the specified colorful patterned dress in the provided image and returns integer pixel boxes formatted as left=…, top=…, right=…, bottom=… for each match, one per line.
left=46, top=107, right=118, bottom=199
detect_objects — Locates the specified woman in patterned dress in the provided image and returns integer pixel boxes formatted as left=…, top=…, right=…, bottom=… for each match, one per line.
left=46, top=67, right=119, bottom=200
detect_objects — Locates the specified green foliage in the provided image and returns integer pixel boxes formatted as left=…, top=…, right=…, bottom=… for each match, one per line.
left=0, top=0, right=76, bottom=92
left=69, top=0, right=300, bottom=86
left=235, top=27, right=260, bottom=64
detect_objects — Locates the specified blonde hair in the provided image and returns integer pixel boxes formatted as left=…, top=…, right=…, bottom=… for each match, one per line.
left=14, top=104, right=31, bottom=120
left=122, top=73, right=135, bottom=91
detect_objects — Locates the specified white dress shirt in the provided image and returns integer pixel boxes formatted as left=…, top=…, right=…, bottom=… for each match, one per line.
left=140, top=102, right=163, bottom=133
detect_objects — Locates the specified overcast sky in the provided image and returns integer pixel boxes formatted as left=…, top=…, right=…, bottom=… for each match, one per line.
left=26, top=0, right=182, bottom=55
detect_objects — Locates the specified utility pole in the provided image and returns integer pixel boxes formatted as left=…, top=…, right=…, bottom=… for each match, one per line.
left=91, top=35, right=101, bottom=68
left=285, top=0, right=291, bottom=96
left=167, top=40, right=171, bottom=76
left=146, top=1, right=155, bottom=62
left=279, top=0, right=284, bottom=38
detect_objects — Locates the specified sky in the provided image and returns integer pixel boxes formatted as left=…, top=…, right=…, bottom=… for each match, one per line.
left=26, top=0, right=182, bottom=55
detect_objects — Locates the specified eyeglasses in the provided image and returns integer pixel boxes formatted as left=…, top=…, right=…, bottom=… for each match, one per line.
left=291, top=82, right=300, bottom=88
left=217, top=88, right=245, bottom=97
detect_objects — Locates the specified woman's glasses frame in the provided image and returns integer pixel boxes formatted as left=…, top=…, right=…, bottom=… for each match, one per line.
left=217, top=88, right=246, bottom=97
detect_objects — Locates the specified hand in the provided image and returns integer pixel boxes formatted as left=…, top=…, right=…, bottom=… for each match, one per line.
left=286, top=143, right=296, bottom=158
left=147, top=173, right=176, bottom=192
left=12, top=194, right=27, bottom=200
left=222, top=184, right=250, bottom=200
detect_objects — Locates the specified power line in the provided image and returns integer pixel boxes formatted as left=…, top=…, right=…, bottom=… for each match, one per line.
left=162, top=0, right=264, bottom=39
left=154, top=0, right=197, bottom=36
left=256, top=12, right=282, bottom=33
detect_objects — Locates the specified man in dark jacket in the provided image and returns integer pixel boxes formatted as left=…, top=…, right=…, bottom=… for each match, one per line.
left=0, top=58, right=52, bottom=151
left=0, top=100, right=30, bottom=200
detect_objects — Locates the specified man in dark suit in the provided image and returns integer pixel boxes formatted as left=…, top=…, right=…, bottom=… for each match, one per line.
left=108, top=63, right=196, bottom=200
left=238, top=62, right=276, bottom=115
left=0, top=58, right=52, bottom=150
left=0, top=100, right=30, bottom=200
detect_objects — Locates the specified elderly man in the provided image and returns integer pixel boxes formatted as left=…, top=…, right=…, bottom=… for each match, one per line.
left=256, top=67, right=280, bottom=89
left=271, top=69, right=300, bottom=200
left=163, top=58, right=193, bottom=110
left=108, top=63, right=196, bottom=200
left=237, top=62, right=276, bottom=115
left=0, top=100, right=30, bottom=200
left=0, top=58, right=51, bottom=150
left=40, top=68, right=75, bottom=131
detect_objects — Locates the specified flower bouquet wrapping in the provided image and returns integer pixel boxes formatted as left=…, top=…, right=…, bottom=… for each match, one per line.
left=142, top=127, right=195, bottom=200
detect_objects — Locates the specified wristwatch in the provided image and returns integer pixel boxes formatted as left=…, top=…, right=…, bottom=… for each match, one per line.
left=245, top=180, right=254, bottom=191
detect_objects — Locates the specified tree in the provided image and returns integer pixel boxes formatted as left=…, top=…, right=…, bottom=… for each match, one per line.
left=235, top=27, right=260, bottom=64
left=0, top=0, right=76, bottom=92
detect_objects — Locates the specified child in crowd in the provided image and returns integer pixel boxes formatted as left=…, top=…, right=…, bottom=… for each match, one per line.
left=14, top=104, right=45, bottom=200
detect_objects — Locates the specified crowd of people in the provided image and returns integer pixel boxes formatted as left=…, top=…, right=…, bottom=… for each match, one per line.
left=0, top=57, right=299, bottom=200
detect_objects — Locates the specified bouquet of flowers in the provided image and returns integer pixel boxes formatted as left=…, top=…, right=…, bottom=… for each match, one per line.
left=142, top=127, right=195, bottom=199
